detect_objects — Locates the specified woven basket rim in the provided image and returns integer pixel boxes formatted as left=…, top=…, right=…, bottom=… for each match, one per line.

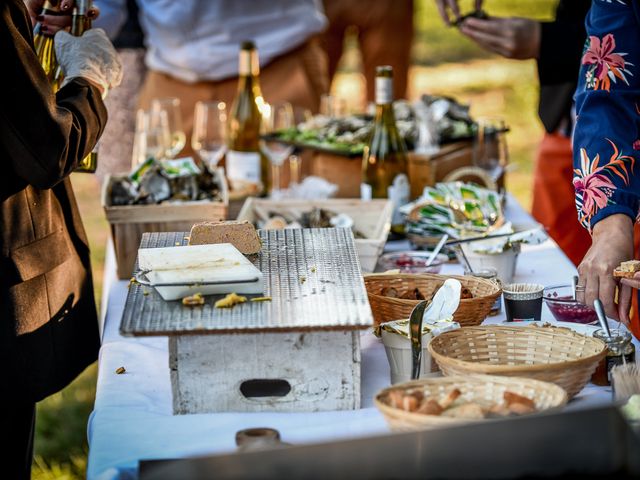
left=427, top=325, right=608, bottom=373
left=364, top=273, right=502, bottom=301
left=374, top=374, right=568, bottom=424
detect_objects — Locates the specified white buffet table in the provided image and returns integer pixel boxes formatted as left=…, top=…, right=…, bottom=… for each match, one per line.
left=87, top=197, right=635, bottom=480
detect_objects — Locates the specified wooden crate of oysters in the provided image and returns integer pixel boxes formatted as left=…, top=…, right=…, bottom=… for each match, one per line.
left=237, top=198, right=393, bottom=272
left=102, top=158, right=228, bottom=279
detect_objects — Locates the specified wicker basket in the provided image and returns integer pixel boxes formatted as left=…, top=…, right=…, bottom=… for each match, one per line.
left=374, top=374, right=568, bottom=431
left=428, top=325, right=607, bottom=399
left=365, top=273, right=501, bottom=326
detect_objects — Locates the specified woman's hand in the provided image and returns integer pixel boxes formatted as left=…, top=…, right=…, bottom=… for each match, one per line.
left=618, top=273, right=640, bottom=326
left=459, top=16, right=541, bottom=60
left=435, top=0, right=483, bottom=26
left=24, top=0, right=98, bottom=34
left=577, top=214, right=634, bottom=320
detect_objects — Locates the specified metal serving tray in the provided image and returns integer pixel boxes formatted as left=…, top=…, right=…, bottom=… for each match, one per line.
left=119, top=228, right=373, bottom=336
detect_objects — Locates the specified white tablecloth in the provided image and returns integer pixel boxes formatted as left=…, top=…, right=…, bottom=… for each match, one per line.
left=87, top=197, right=633, bottom=480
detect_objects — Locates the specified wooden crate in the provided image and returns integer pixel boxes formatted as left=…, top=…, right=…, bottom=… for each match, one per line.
left=237, top=198, right=392, bottom=272
left=309, top=142, right=476, bottom=199
left=102, top=172, right=229, bottom=279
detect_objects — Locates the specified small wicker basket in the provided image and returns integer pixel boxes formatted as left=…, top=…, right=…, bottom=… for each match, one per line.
left=428, top=325, right=607, bottom=399
left=374, top=374, right=568, bottom=431
left=365, top=273, right=501, bottom=326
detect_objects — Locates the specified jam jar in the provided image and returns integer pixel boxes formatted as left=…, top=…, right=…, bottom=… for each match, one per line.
left=592, top=329, right=635, bottom=386
left=464, top=267, right=501, bottom=316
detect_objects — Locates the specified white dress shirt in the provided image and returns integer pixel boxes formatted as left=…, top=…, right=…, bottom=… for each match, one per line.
left=95, top=0, right=327, bottom=83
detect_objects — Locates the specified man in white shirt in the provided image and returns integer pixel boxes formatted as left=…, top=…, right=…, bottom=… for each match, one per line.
left=95, top=0, right=329, bottom=156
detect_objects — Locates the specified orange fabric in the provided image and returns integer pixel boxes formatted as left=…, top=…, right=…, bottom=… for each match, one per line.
left=531, top=132, right=592, bottom=266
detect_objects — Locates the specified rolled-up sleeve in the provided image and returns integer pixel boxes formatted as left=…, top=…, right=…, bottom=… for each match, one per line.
left=0, top=1, right=108, bottom=190
left=572, top=0, right=640, bottom=232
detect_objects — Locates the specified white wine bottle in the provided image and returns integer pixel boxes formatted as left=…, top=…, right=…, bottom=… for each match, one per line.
left=361, top=66, right=410, bottom=233
left=34, top=0, right=62, bottom=90
left=226, top=40, right=269, bottom=196
left=55, top=0, right=98, bottom=173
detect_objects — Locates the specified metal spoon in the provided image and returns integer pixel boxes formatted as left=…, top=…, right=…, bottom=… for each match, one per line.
left=426, top=234, right=449, bottom=267
left=593, top=299, right=612, bottom=339
left=409, top=300, right=429, bottom=380
left=456, top=245, right=474, bottom=274
left=572, top=275, right=579, bottom=301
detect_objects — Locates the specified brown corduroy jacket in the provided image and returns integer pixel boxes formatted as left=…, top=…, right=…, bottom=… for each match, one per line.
left=0, top=0, right=107, bottom=402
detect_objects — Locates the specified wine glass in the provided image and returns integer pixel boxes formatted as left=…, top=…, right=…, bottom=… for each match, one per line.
left=131, top=109, right=171, bottom=167
left=473, top=117, right=509, bottom=182
left=151, top=97, right=186, bottom=159
left=192, top=101, right=227, bottom=171
left=320, top=94, right=347, bottom=117
left=474, top=117, right=509, bottom=170
left=260, top=102, right=294, bottom=196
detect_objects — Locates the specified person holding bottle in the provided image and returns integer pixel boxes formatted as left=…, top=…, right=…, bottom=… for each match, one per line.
left=1, top=1, right=121, bottom=477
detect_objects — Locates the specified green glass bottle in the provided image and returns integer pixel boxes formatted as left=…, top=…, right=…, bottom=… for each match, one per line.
left=361, top=66, right=410, bottom=233
left=34, top=0, right=61, bottom=89
left=226, top=40, right=269, bottom=196
left=67, top=0, right=98, bottom=173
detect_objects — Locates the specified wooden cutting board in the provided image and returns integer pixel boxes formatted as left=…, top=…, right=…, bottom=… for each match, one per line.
left=137, top=243, right=263, bottom=300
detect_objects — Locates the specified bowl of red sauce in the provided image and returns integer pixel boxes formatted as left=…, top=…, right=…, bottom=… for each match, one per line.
left=379, top=252, right=448, bottom=274
left=543, top=284, right=598, bottom=324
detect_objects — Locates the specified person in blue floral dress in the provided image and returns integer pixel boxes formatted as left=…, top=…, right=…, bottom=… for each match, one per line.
left=573, top=0, right=640, bottom=327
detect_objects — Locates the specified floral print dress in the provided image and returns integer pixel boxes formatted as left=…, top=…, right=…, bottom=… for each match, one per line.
left=573, top=0, right=640, bottom=231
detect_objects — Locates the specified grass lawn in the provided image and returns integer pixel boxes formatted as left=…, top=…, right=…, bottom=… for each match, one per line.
left=32, top=1, right=559, bottom=477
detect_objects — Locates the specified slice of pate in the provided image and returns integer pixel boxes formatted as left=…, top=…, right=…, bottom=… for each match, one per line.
left=188, top=221, right=262, bottom=254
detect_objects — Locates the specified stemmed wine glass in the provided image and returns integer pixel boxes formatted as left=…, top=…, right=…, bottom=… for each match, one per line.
left=260, top=102, right=294, bottom=196
left=473, top=117, right=509, bottom=184
left=192, top=101, right=227, bottom=171
left=131, top=108, right=171, bottom=168
left=151, top=97, right=186, bottom=159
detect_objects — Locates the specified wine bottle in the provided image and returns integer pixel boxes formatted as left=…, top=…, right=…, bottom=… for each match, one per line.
left=33, top=0, right=62, bottom=89
left=226, top=40, right=269, bottom=196
left=56, top=0, right=98, bottom=173
left=361, top=66, right=410, bottom=233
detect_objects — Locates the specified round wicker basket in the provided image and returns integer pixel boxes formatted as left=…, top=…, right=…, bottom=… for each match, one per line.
left=428, top=325, right=607, bottom=399
left=365, top=273, right=501, bottom=326
left=374, top=374, right=568, bottom=431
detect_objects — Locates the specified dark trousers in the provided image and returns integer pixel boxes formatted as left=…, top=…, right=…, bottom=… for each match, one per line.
left=2, top=400, right=35, bottom=480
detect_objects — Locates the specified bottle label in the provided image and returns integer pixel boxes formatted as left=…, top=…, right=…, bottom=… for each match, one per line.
left=239, top=50, right=259, bottom=76
left=360, top=183, right=372, bottom=201
left=226, top=150, right=261, bottom=187
left=375, top=77, right=393, bottom=105
left=387, top=173, right=409, bottom=225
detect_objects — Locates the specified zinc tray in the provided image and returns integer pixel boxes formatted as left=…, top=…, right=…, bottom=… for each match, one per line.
left=119, top=228, right=373, bottom=336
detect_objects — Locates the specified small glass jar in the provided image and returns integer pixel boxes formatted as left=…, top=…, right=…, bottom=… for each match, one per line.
left=464, top=267, right=501, bottom=316
left=592, top=329, right=635, bottom=386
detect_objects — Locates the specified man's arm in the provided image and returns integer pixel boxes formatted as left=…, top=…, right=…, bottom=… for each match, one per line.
left=0, top=0, right=107, bottom=189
